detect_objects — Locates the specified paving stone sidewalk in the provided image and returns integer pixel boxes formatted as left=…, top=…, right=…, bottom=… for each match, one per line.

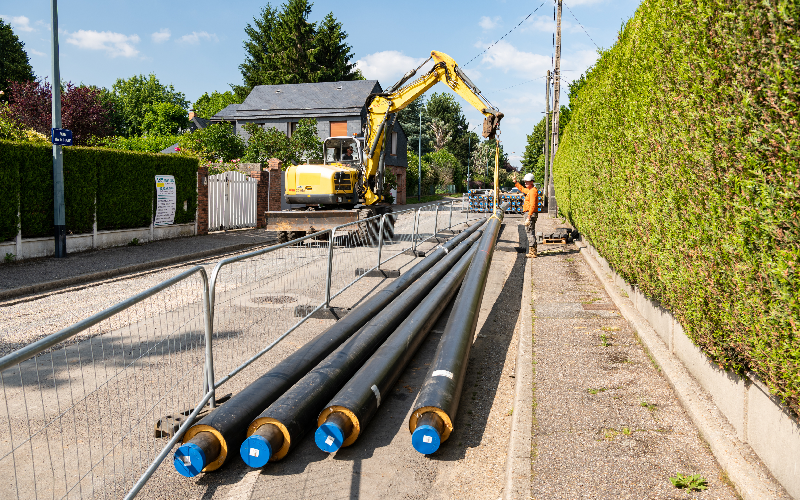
left=528, top=214, right=738, bottom=500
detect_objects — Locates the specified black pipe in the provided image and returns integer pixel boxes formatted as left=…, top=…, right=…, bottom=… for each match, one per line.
left=315, top=244, right=478, bottom=453
left=240, top=230, right=485, bottom=467
left=408, top=207, right=505, bottom=454
left=173, top=217, right=487, bottom=476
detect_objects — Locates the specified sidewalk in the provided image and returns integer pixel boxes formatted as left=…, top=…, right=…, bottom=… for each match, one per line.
left=0, top=229, right=278, bottom=300
left=526, top=214, right=739, bottom=499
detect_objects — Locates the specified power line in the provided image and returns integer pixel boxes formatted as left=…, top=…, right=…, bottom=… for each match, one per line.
left=463, top=2, right=547, bottom=67
left=563, top=1, right=599, bottom=49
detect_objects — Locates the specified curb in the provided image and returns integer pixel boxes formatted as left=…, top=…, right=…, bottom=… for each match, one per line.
left=0, top=240, right=276, bottom=302
left=579, top=244, right=787, bottom=500
left=503, top=253, right=533, bottom=500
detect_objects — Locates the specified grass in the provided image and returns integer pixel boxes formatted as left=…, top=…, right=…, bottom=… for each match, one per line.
left=600, top=333, right=612, bottom=347
left=410, top=194, right=446, bottom=203
left=670, top=473, right=708, bottom=492
left=640, top=400, right=657, bottom=412
left=587, top=387, right=608, bottom=395
left=4, top=252, right=15, bottom=263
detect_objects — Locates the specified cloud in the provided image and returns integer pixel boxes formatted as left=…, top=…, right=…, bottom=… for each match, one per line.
left=478, top=40, right=551, bottom=79
left=1, top=15, right=35, bottom=32
left=479, top=16, right=500, bottom=30
left=66, top=30, right=140, bottom=57
left=29, top=48, right=46, bottom=57
left=178, top=31, right=219, bottom=44
left=151, top=28, right=171, bottom=43
left=354, top=51, right=430, bottom=85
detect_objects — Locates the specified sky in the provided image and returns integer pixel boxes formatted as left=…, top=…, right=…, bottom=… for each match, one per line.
left=1, top=0, right=642, bottom=168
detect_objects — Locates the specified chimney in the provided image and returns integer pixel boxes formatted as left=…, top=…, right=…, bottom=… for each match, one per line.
left=188, top=110, right=195, bottom=120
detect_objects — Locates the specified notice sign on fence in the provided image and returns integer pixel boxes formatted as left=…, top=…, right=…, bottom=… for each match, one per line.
left=154, top=175, right=176, bottom=226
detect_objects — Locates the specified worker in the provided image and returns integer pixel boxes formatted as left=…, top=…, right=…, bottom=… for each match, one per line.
left=342, top=147, right=354, bottom=161
left=512, top=172, right=539, bottom=258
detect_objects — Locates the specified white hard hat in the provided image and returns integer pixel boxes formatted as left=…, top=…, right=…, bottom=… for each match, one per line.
left=523, top=173, right=535, bottom=182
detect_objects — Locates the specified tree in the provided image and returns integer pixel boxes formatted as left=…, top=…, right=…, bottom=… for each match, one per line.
left=470, top=139, right=509, bottom=185
left=312, top=13, right=359, bottom=82
left=141, top=102, right=189, bottom=136
left=429, top=117, right=452, bottom=151
left=178, top=123, right=245, bottom=163
left=7, top=80, right=115, bottom=144
left=242, top=118, right=322, bottom=166
left=520, top=105, right=573, bottom=183
left=110, top=73, right=189, bottom=136
left=193, top=91, right=242, bottom=119
left=234, top=1, right=360, bottom=96
left=397, top=98, right=433, bottom=155
left=426, top=92, right=473, bottom=168
left=0, top=20, right=35, bottom=99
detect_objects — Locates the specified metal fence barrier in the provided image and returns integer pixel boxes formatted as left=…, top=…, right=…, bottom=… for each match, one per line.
left=0, top=197, right=485, bottom=499
left=0, top=267, right=214, bottom=500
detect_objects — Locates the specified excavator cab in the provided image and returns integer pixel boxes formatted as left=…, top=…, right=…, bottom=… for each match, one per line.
left=324, top=137, right=364, bottom=166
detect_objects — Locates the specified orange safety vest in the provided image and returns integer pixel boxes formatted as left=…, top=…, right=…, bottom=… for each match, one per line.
left=514, top=182, right=539, bottom=216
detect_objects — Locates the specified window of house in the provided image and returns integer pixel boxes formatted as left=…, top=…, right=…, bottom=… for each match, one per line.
left=391, top=132, right=398, bottom=155
left=330, top=121, right=348, bottom=137
left=289, top=122, right=298, bottom=137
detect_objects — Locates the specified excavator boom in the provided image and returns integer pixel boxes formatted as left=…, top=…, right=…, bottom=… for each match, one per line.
left=362, top=51, right=503, bottom=204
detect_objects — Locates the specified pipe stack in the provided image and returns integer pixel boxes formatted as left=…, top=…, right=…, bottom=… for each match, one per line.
left=408, top=207, right=505, bottom=454
left=239, top=229, right=485, bottom=467
left=314, top=243, right=479, bottom=452
left=173, top=218, right=487, bottom=477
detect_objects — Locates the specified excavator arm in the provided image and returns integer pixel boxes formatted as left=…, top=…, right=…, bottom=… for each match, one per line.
left=362, top=51, right=503, bottom=205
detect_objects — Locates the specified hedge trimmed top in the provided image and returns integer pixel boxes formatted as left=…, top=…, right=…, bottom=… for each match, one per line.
left=0, top=141, right=199, bottom=241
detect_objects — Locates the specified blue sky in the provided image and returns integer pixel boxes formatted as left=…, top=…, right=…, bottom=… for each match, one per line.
left=2, top=0, right=641, bottom=167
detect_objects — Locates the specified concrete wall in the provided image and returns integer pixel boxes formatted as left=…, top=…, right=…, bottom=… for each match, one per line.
left=583, top=243, right=800, bottom=499
left=0, top=223, right=196, bottom=262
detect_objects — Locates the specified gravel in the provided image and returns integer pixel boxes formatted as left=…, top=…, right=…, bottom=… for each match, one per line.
left=529, top=214, right=738, bottom=500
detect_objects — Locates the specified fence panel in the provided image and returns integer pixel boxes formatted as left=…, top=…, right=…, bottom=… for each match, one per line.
left=208, top=171, right=258, bottom=232
left=0, top=268, right=212, bottom=500
left=208, top=232, right=332, bottom=390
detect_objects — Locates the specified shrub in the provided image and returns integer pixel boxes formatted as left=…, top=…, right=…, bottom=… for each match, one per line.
left=554, top=0, right=800, bottom=413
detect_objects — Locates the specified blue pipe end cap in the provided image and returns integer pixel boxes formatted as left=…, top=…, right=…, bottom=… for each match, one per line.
left=315, top=421, right=345, bottom=453
left=240, top=435, right=272, bottom=468
left=173, top=442, right=206, bottom=477
left=412, top=425, right=441, bottom=455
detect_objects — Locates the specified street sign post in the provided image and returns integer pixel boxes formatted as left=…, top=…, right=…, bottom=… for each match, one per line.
left=51, top=128, right=73, bottom=146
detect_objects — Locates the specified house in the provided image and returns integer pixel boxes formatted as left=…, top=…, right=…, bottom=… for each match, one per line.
left=210, top=80, right=408, bottom=204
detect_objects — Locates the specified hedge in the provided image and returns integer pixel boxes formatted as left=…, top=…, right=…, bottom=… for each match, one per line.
left=554, top=0, right=799, bottom=414
left=0, top=141, right=198, bottom=240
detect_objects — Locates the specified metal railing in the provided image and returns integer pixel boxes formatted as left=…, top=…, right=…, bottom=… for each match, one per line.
left=0, top=266, right=214, bottom=500
left=0, top=197, right=482, bottom=499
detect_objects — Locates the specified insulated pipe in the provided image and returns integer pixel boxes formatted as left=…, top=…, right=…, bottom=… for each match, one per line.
left=408, top=206, right=506, bottom=454
left=240, top=230, right=484, bottom=467
left=315, top=243, right=478, bottom=453
left=173, top=218, right=487, bottom=476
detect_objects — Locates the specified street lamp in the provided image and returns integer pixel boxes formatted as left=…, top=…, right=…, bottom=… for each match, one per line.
left=418, top=106, right=422, bottom=202
left=467, top=124, right=478, bottom=192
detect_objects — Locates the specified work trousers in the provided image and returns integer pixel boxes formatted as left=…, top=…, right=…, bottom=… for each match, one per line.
left=525, top=213, right=537, bottom=250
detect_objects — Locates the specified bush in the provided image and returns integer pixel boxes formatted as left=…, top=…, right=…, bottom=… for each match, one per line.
left=0, top=141, right=198, bottom=237
left=554, top=0, right=800, bottom=413
left=94, top=134, right=181, bottom=153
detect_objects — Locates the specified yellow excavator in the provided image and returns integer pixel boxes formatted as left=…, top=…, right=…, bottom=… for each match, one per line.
left=267, top=50, right=503, bottom=242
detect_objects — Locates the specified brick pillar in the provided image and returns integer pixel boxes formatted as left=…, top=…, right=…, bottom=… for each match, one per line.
left=197, top=166, right=208, bottom=235
left=267, top=158, right=283, bottom=213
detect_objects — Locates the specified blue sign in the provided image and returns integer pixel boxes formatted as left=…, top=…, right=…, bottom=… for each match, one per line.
left=51, top=128, right=73, bottom=146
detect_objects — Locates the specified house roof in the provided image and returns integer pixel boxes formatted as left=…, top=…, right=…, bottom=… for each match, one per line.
left=160, top=142, right=180, bottom=154
left=217, top=80, right=382, bottom=120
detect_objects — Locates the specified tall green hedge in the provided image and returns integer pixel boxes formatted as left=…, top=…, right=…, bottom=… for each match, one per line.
left=0, top=141, right=198, bottom=239
left=555, top=0, right=799, bottom=414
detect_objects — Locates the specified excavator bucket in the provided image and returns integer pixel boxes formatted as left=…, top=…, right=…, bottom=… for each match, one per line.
left=482, top=112, right=504, bottom=139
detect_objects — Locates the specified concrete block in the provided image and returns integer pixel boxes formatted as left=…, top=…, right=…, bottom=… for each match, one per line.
left=640, top=297, right=672, bottom=345
left=747, top=378, right=800, bottom=499
left=673, top=325, right=747, bottom=440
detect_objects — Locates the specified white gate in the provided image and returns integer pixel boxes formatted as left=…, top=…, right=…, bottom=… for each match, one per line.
left=208, top=170, right=258, bottom=231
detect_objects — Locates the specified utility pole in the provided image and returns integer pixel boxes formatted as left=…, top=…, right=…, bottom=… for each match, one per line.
left=549, top=0, right=562, bottom=218
left=51, top=0, right=66, bottom=257
left=543, top=70, right=551, bottom=209
left=418, top=106, right=422, bottom=202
